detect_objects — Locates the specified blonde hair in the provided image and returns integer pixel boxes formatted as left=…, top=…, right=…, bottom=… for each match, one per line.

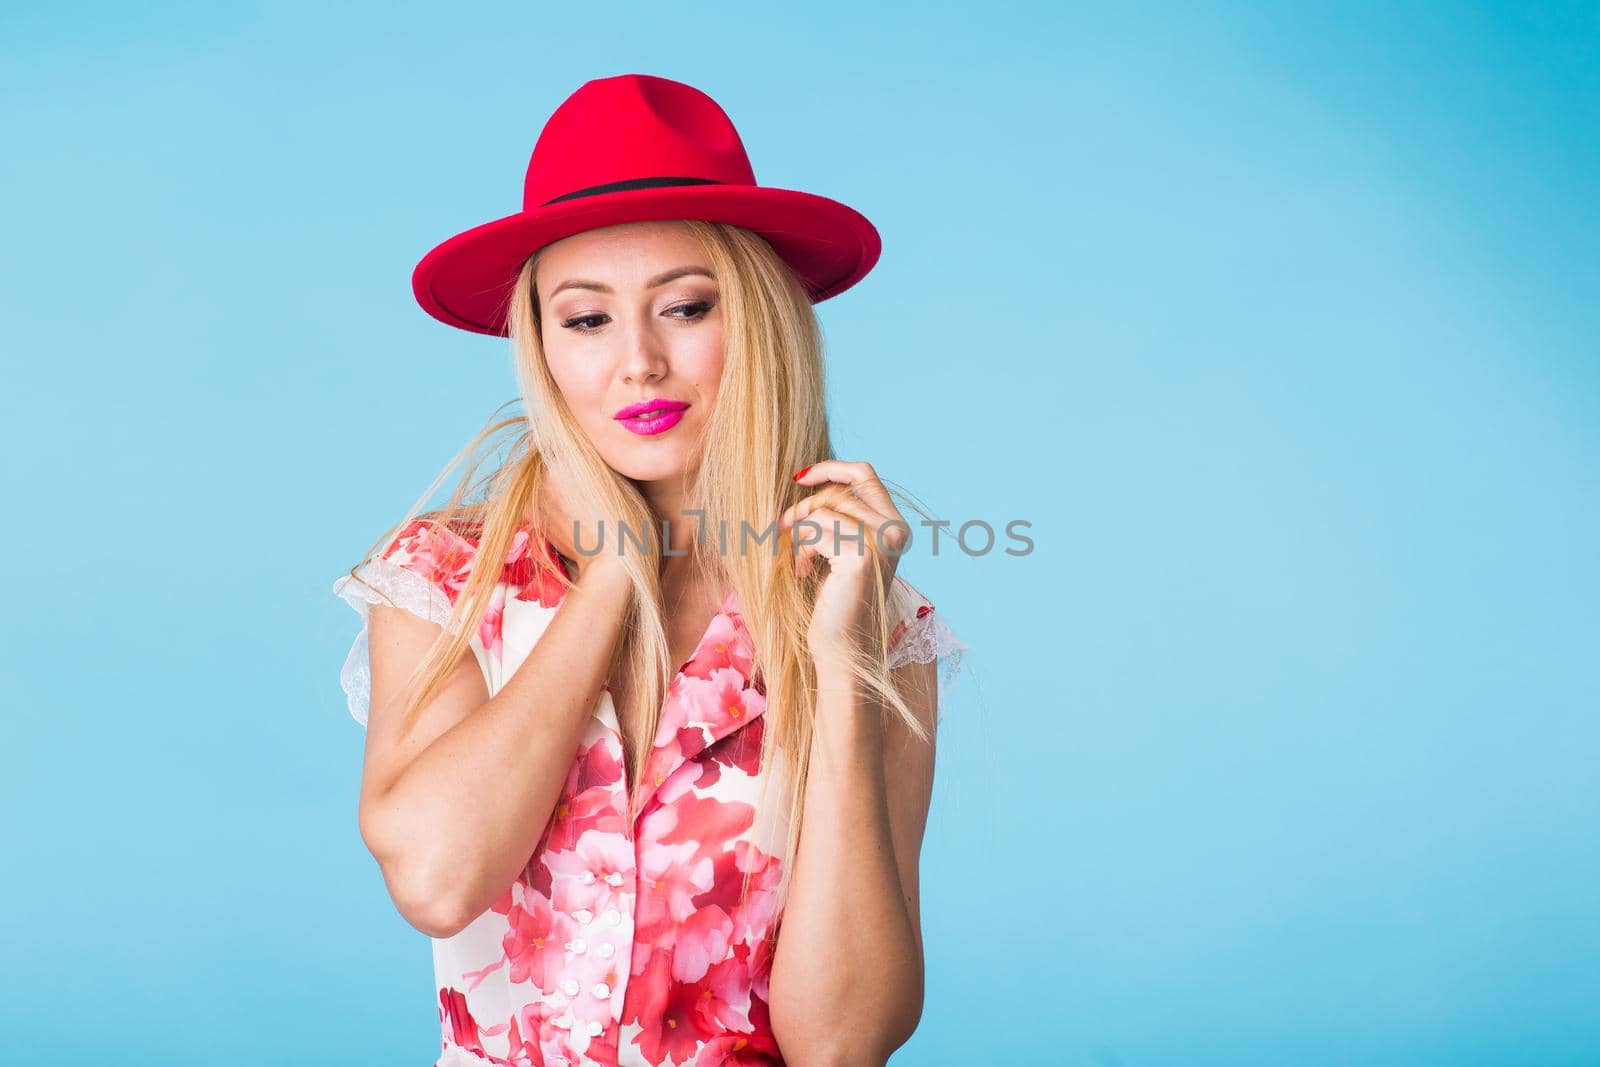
left=343, top=219, right=934, bottom=920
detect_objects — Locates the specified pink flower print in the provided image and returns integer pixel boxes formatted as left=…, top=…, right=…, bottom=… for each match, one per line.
left=657, top=794, right=756, bottom=866
left=695, top=952, right=757, bottom=1033
left=558, top=954, right=625, bottom=1034
left=705, top=715, right=765, bottom=777
left=627, top=953, right=721, bottom=1066
left=623, top=952, right=691, bottom=1066
left=691, top=752, right=725, bottom=793
left=744, top=934, right=775, bottom=1004
left=673, top=721, right=711, bottom=764
left=727, top=843, right=784, bottom=947
left=652, top=674, right=697, bottom=747
left=672, top=904, right=734, bottom=983
left=691, top=848, right=744, bottom=916
left=583, top=1027, right=622, bottom=1067
left=502, top=893, right=568, bottom=989
left=639, top=729, right=690, bottom=796
left=502, top=526, right=533, bottom=571
left=692, top=1031, right=784, bottom=1066
left=636, top=799, right=679, bottom=842
left=509, top=533, right=570, bottom=609
left=572, top=734, right=626, bottom=792
left=512, top=999, right=567, bottom=1059
left=679, top=610, right=755, bottom=681
left=543, top=781, right=627, bottom=854
left=386, top=519, right=477, bottom=606
left=653, top=757, right=711, bottom=807
left=746, top=986, right=777, bottom=1053
left=499, top=1005, right=546, bottom=1065
left=478, top=583, right=507, bottom=659
left=636, top=839, right=714, bottom=946
left=547, top=829, right=634, bottom=915
left=439, top=986, right=488, bottom=1055
left=677, top=668, right=763, bottom=737
left=691, top=840, right=781, bottom=941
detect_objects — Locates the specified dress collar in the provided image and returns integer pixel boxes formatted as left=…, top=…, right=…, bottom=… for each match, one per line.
left=616, top=588, right=768, bottom=818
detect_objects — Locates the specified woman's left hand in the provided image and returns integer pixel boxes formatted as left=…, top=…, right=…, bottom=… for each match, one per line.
left=778, top=459, right=912, bottom=668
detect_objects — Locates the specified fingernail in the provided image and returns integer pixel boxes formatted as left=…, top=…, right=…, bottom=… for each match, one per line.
left=793, top=465, right=812, bottom=481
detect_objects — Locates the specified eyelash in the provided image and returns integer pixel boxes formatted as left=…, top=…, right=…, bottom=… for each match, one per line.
left=560, top=300, right=714, bottom=334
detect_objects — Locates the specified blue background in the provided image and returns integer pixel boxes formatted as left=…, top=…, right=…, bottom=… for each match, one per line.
left=4, top=2, right=1596, bottom=1064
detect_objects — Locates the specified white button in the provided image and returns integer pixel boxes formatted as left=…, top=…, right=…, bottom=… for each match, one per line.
left=578, top=870, right=596, bottom=884
left=587, top=1020, right=604, bottom=1037
left=553, top=1015, right=572, bottom=1030
left=597, top=942, right=615, bottom=958
left=593, top=982, right=611, bottom=999
left=567, top=938, right=587, bottom=954
left=561, top=978, right=580, bottom=996
left=602, top=908, right=621, bottom=926
left=604, top=871, right=624, bottom=886
left=573, top=909, right=593, bottom=924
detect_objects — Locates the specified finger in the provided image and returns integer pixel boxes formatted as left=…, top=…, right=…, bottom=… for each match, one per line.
left=789, top=506, right=879, bottom=569
left=793, top=459, right=897, bottom=515
left=784, top=488, right=909, bottom=560
left=780, top=485, right=886, bottom=533
left=800, top=496, right=892, bottom=554
left=793, top=507, right=857, bottom=578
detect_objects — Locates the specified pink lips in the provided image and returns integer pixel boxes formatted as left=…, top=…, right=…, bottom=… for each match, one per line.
left=614, top=398, right=690, bottom=436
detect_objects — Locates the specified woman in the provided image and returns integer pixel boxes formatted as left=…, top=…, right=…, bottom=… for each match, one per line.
left=333, top=74, right=967, bottom=1067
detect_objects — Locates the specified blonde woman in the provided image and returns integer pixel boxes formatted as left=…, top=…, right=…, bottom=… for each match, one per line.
left=333, top=74, right=967, bottom=1067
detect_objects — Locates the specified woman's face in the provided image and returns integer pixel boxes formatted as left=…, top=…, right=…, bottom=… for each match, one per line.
left=535, top=221, right=725, bottom=483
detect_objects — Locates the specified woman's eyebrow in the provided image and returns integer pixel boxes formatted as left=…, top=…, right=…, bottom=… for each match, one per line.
left=549, top=265, right=715, bottom=297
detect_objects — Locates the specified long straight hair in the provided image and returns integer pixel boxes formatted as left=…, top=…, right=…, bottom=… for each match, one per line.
left=343, top=220, right=930, bottom=919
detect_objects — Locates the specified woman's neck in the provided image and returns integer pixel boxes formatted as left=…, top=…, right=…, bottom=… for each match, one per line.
left=637, top=473, right=702, bottom=562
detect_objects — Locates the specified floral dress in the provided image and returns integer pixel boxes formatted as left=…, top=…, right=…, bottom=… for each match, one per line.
left=332, top=517, right=967, bottom=1067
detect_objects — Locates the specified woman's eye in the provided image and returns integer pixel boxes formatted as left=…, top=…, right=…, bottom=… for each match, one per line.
left=666, top=300, right=714, bottom=321
left=560, top=313, right=608, bottom=333
left=559, top=300, right=712, bottom=334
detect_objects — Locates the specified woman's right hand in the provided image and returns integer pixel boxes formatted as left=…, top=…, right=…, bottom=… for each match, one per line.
left=536, top=461, right=618, bottom=580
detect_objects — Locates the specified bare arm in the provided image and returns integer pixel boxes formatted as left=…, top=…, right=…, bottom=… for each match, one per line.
left=357, top=559, right=633, bottom=938
left=767, top=655, right=939, bottom=1066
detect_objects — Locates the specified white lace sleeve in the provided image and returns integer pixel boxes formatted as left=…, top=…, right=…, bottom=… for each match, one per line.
left=330, top=556, right=458, bottom=727
left=887, top=577, right=969, bottom=722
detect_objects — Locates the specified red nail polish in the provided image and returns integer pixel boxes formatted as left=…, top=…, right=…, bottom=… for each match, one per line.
left=793, top=465, right=812, bottom=481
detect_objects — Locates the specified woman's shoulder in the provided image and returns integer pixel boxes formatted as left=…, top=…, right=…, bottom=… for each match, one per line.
left=887, top=574, right=936, bottom=644
left=374, top=512, right=570, bottom=610
left=886, top=572, right=967, bottom=678
left=329, top=510, right=573, bottom=725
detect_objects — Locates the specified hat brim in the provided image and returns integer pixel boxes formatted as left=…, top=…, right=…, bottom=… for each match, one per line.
left=411, top=184, right=882, bottom=337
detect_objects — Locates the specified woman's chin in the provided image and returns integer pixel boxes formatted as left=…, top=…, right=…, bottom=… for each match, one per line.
left=612, top=456, right=693, bottom=484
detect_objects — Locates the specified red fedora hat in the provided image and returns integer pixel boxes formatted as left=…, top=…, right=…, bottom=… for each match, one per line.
left=411, top=73, right=882, bottom=337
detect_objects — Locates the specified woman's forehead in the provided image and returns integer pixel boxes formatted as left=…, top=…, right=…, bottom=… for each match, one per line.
left=537, top=220, right=704, bottom=279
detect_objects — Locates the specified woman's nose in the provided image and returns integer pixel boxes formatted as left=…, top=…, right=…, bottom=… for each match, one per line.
left=620, top=324, right=668, bottom=384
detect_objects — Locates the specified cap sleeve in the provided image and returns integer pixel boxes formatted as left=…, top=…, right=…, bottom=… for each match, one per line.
left=330, top=518, right=479, bottom=727
left=886, top=575, right=968, bottom=721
